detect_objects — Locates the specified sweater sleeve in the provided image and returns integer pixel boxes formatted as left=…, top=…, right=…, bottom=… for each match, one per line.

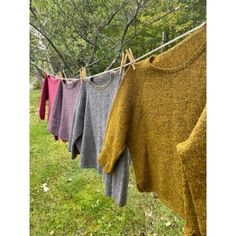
left=47, top=81, right=63, bottom=139
left=98, top=67, right=138, bottom=173
left=39, top=74, right=49, bottom=120
left=68, top=83, right=87, bottom=159
left=176, top=106, right=206, bottom=236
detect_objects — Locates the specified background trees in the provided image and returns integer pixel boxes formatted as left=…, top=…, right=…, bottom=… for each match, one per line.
left=30, top=0, right=206, bottom=82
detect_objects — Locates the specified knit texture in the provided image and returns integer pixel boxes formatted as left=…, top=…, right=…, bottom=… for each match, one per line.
left=48, top=79, right=81, bottom=142
left=39, top=74, right=60, bottom=121
left=177, top=106, right=206, bottom=236
left=98, top=24, right=206, bottom=220
left=68, top=71, right=130, bottom=207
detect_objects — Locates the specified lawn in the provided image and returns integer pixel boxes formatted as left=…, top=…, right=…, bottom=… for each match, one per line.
left=30, top=89, right=184, bottom=236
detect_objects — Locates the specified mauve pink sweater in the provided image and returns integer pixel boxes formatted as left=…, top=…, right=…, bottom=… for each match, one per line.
left=39, top=74, right=60, bottom=120
left=48, top=79, right=81, bottom=142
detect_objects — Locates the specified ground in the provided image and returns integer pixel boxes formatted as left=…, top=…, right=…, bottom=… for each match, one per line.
left=30, top=90, right=184, bottom=236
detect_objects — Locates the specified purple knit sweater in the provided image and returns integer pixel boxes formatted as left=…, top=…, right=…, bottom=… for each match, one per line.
left=48, top=79, right=81, bottom=142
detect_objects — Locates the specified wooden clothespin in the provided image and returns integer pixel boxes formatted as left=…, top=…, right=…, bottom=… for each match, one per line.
left=80, top=67, right=87, bottom=83
left=79, top=68, right=83, bottom=83
left=125, top=48, right=136, bottom=71
left=119, top=52, right=128, bottom=75
left=82, top=67, right=87, bottom=78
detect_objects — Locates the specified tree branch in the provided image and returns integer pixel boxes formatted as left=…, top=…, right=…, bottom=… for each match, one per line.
left=105, top=1, right=142, bottom=69
left=30, top=22, right=72, bottom=73
left=105, top=2, right=180, bottom=70
left=85, top=2, right=125, bottom=65
left=123, top=5, right=180, bottom=46
left=30, top=61, right=47, bottom=75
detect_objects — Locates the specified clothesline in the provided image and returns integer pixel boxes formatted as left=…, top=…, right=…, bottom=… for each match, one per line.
left=49, top=21, right=206, bottom=81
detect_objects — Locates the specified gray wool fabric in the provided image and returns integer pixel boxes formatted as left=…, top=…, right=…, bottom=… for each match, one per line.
left=68, top=70, right=130, bottom=206
left=48, top=79, right=81, bottom=142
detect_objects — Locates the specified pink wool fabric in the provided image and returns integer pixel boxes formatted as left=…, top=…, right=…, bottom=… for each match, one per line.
left=39, top=74, right=60, bottom=121
left=48, top=79, right=81, bottom=142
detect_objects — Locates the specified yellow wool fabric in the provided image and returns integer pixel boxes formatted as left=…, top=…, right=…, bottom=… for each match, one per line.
left=177, top=107, right=206, bottom=236
left=98, top=25, right=206, bottom=232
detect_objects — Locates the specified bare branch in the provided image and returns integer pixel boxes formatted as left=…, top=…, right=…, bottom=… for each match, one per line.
left=30, top=22, right=72, bottom=73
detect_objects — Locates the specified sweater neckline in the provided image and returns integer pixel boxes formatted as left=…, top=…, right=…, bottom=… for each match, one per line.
left=88, top=71, right=115, bottom=89
left=62, top=79, right=77, bottom=89
left=147, top=24, right=206, bottom=74
left=48, top=75, right=59, bottom=83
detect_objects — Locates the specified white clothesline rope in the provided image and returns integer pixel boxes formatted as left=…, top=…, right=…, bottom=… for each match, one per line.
left=54, top=21, right=206, bottom=81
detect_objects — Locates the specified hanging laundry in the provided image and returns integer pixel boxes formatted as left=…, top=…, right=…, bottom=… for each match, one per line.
left=98, top=24, right=206, bottom=222
left=39, top=74, right=60, bottom=121
left=176, top=106, right=206, bottom=236
left=48, top=79, right=81, bottom=142
left=68, top=71, right=130, bottom=207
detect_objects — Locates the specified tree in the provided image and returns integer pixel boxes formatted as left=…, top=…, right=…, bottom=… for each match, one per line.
left=30, top=0, right=206, bottom=80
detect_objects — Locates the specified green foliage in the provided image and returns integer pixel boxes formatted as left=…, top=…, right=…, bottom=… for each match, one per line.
left=30, top=90, right=184, bottom=235
left=30, top=78, right=41, bottom=90
left=30, top=0, right=206, bottom=78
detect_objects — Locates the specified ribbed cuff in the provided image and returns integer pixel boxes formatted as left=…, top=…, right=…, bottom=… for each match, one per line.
left=98, top=154, right=113, bottom=174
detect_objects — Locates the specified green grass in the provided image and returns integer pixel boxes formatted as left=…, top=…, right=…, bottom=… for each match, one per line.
left=30, top=90, right=184, bottom=236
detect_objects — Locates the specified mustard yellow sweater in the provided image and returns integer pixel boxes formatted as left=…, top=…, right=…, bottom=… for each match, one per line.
left=98, top=24, right=206, bottom=231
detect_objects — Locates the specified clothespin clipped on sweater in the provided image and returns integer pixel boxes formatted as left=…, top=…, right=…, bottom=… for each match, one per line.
left=79, top=67, right=87, bottom=83
left=125, top=48, right=136, bottom=71
left=82, top=67, right=87, bottom=81
left=119, top=52, right=128, bottom=75
left=79, top=68, right=83, bottom=83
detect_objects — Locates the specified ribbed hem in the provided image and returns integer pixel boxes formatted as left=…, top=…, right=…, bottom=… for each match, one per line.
left=184, top=228, right=200, bottom=236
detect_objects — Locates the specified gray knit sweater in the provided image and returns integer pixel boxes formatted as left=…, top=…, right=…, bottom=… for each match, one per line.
left=68, top=71, right=130, bottom=206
